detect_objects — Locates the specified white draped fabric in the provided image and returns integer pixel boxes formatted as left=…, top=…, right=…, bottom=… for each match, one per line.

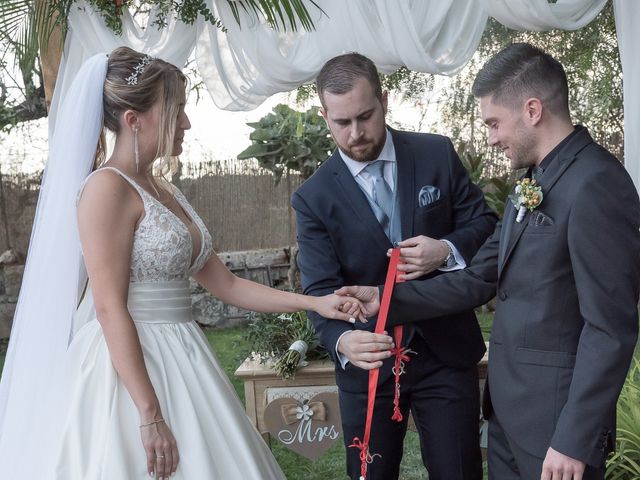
left=480, top=0, right=609, bottom=30
left=613, top=0, right=640, bottom=192
left=47, top=0, right=637, bottom=188
left=196, top=0, right=488, bottom=110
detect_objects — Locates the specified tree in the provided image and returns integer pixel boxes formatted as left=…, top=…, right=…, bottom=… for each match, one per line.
left=237, top=103, right=334, bottom=182
left=438, top=3, right=621, bottom=170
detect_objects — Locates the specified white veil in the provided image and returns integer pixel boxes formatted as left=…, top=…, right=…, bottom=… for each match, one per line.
left=0, top=53, right=108, bottom=477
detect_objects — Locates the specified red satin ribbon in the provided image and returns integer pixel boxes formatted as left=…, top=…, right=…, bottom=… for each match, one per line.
left=349, top=248, right=410, bottom=480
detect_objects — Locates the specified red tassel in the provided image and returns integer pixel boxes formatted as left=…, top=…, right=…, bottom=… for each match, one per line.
left=389, top=344, right=413, bottom=423
left=349, top=437, right=381, bottom=480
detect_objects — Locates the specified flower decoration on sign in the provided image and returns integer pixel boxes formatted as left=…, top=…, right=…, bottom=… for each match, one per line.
left=295, top=404, right=315, bottom=422
left=510, top=177, right=543, bottom=223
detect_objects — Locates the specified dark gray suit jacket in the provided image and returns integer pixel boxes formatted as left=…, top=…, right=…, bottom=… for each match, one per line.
left=292, top=128, right=497, bottom=392
left=385, top=126, right=640, bottom=466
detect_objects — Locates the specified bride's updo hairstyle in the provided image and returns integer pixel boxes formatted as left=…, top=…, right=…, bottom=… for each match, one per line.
left=97, top=46, right=187, bottom=173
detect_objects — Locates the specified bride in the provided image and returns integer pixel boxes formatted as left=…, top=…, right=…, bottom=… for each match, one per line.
left=0, top=47, right=362, bottom=479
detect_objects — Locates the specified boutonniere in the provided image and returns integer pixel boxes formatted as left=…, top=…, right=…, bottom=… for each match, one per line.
left=510, top=178, right=543, bottom=223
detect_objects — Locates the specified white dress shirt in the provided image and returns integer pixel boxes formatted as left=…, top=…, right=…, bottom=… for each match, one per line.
left=334, top=129, right=466, bottom=368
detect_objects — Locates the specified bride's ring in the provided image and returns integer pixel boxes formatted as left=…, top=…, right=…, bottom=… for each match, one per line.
left=157, top=455, right=165, bottom=459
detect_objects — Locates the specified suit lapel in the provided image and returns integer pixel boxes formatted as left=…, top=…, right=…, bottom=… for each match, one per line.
left=498, top=202, right=515, bottom=273
left=499, top=128, right=592, bottom=273
left=329, top=154, right=391, bottom=250
left=391, top=129, right=416, bottom=240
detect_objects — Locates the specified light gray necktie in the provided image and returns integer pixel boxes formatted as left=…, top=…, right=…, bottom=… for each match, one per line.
left=365, top=160, right=393, bottom=221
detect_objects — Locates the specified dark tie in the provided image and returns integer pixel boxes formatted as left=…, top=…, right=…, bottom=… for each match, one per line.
left=532, top=165, right=543, bottom=181
left=365, top=160, right=393, bottom=221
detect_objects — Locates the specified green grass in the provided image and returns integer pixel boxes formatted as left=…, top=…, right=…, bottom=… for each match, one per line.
left=476, top=310, right=493, bottom=341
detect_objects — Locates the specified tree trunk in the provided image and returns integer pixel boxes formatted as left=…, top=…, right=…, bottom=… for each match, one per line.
left=36, top=0, right=64, bottom=111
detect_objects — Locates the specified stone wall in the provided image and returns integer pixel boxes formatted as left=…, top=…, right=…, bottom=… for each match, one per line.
left=0, top=247, right=293, bottom=338
left=0, top=250, right=23, bottom=338
left=192, top=247, right=293, bottom=328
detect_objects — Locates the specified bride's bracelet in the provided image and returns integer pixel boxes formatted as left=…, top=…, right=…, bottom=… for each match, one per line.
left=139, top=418, right=165, bottom=428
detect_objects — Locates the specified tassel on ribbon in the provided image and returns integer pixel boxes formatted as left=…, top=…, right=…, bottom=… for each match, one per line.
left=389, top=343, right=414, bottom=422
left=349, top=437, right=381, bottom=480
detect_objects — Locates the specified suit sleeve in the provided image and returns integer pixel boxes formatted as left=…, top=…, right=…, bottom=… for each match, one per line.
left=291, top=191, right=352, bottom=362
left=441, top=138, right=498, bottom=263
left=550, top=165, right=640, bottom=466
left=385, top=221, right=501, bottom=326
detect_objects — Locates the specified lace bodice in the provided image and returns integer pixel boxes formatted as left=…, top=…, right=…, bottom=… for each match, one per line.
left=81, top=167, right=213, bottom=282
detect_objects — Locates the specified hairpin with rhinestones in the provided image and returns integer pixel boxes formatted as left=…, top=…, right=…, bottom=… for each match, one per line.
left=125, top=55, right=152, bottom=86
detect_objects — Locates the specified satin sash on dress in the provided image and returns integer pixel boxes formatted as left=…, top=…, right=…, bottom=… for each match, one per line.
left=71, top=280, right=192, bottom=341
left=128, top=280, right=192, bottom=324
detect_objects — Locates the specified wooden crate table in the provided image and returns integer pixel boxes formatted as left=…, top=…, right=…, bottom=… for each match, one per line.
left=235, top=358, right=337, bottom=442
left=235, top=342, right=489, bottom=442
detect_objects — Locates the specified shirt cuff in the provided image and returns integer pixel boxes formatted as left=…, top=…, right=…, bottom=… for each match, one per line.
left=335, top=330, right=352, bottom=369
left=437, top=239, right=466, bottom=272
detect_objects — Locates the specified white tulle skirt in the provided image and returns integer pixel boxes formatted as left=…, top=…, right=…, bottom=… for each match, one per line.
left=50, top=281, right=284, bottom=480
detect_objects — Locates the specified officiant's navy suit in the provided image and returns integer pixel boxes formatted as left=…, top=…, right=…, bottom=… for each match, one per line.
left=384, top=126, right=640, bottom=478
left=292, top=127, right=497, bottom=479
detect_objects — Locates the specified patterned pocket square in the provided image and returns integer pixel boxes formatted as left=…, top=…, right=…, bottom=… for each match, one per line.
left=533, top=211, right=554, bottom=226
left=418, top=185, right=441, bottom=207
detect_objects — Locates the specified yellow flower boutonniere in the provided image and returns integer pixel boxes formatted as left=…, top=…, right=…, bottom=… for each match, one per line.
left=510, top=178, right=543, bottom=223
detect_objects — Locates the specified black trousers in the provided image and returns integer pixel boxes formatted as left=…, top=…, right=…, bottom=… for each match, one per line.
left=339, top=336, right=482, bottom=480
left=487, top=411, right=605, bottom=480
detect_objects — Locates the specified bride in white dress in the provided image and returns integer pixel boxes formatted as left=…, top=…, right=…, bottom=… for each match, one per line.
left=0, top=47, right=362, bottom=480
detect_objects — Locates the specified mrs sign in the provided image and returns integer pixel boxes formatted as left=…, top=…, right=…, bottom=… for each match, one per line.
left=263, top=391, right=342, bottom=460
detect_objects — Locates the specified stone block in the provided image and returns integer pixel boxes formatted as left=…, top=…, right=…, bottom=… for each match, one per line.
left=0, top=302, right=16, bottom=338
left=3, top=265, right=24, bottom=301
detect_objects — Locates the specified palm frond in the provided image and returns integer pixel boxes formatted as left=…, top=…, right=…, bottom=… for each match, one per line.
left=227, top=0, right=325, bottom=32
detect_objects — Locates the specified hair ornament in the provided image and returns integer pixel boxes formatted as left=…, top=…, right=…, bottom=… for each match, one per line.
left=125, top=55, right=153, bottom=85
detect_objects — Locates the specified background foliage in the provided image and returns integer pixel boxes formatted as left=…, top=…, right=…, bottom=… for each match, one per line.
left=237, top=104, right=334, bottom=182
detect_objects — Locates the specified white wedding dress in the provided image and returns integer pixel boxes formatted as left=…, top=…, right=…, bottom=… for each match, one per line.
left=50, top=167, right=285, bottom=479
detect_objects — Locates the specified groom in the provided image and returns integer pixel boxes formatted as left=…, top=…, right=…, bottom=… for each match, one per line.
left=339, top=43, right=640, bottom=480
left=292, top=53, right=497, bottom=479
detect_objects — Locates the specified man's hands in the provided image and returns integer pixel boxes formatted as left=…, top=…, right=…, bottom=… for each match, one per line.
left=335, top=286, right=381, bottom=317
left=389, top=235, right=449, bottom=281
left=337, top=330, right=394, bottom=370
left=541, top=447, right=585, bottom=480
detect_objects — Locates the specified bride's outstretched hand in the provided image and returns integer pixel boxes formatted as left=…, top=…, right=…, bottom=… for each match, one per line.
left=335, top=286, right=381, bottom=317
left=140, top=419, right=179, bottom=479
left=313, top=294, right=368, bottom=323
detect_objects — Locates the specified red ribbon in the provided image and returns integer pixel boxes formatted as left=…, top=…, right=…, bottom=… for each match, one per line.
left=349, top=248, right=407, bottom=479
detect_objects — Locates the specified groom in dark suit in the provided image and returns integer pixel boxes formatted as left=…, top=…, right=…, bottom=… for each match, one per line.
left=292, top=53, right=497, bottom=479
left=338, top=43, right=640, bottom=480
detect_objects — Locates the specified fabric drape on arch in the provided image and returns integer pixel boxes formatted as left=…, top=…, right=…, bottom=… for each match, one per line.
left=49, top=0, right=638, bottom=189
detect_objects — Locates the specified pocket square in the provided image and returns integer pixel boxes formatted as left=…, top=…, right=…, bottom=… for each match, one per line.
left=418, top=185, right=441, bottom=207
left=533, top=211, right=554, bottom=226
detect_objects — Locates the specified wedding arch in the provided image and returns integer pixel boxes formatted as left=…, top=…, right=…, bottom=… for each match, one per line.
left=49, top=0, right=638, bottom=191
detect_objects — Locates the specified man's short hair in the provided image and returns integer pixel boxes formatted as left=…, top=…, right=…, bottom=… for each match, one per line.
left=472, top=43, right=570, bottom=118
left=316, top=53, right=382, bottom=109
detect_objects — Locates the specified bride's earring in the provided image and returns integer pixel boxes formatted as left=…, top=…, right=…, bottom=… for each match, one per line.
left=133, top=126, right=140, bottom=173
